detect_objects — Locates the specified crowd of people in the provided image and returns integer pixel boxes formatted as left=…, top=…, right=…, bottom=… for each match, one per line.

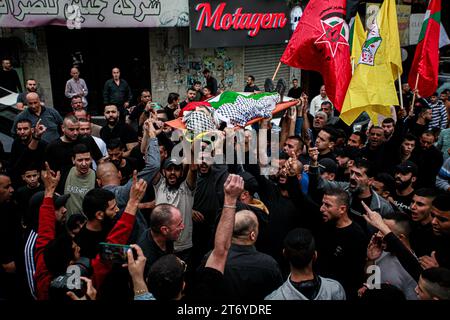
left=0, top=58, right=450, bottom=301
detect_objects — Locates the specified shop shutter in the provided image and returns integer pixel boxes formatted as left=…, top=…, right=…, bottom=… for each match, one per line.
left=244, top=45, right=291, bottom=91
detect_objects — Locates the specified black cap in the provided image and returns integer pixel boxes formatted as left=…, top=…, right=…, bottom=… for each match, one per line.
left=395, top=160, right=418, bottom=176
left=318, top=158, right=338, bottom=174
left=27, top=191, right=71, bottom=231
left=163, top=158, right=183, bottom=169
left=238, top=171, right=259, bottom=196
left=30, top=191, right=71, bottom=210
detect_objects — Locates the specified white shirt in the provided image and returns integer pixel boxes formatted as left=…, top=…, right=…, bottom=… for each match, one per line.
left=154, top=178, right=194, bottom=252
left=310, top=95, right=331, bottom=117
left=91, top=136, right=107, bottom=171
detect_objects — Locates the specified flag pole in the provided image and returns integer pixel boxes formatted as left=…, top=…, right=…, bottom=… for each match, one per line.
left=410, top=73, right=420, bottom=110
left=351, top=57, right=355, bottom=75
left=272, top=62, right=282, bottom=81
left=398, top=70, right=404, bottom=109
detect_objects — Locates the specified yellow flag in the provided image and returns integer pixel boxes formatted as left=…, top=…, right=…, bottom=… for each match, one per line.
left=351, top=13, right=366, bottom=66
left=340, top=0, right=402, bottom=125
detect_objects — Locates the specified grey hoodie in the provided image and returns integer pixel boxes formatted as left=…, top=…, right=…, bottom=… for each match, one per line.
left=265, top=275, right=346, bottom=300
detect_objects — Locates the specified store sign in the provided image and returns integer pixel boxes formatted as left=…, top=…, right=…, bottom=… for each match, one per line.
left=0, top=0, right=189, bottom=28
left=190, top=0, right=290, bottom=48
left=409, top=13, right=424, bottom=45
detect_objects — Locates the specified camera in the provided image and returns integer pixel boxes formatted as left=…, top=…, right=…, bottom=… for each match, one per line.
left=48, top=257, right=92, bottom=300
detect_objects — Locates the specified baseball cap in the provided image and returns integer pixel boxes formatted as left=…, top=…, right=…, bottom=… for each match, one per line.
left=163, top=158, right=183, bottom=169
left=395, top=160, right=418, bottom=176
left=27, top=191, right=71, bottom=231
left=318, top=158, right=338, bottom=174
left=335, top=146, right=362, bottom=161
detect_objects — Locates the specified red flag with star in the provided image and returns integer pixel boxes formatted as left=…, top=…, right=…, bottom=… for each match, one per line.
left=281, top=0, right=351, bottom=112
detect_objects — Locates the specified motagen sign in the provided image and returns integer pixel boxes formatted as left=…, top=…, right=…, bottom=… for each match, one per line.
left=0, top=0, right=189, bottom=28
left=189, top=0, right=290, bottom=48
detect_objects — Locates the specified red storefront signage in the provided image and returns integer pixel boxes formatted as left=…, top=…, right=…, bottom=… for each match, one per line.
left=195, top=3, right=287, bottom=37
left=189, top=0, right=290, bottom=48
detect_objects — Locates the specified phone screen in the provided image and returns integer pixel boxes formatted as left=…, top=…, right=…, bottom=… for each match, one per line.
left=99, top=242, right=131, bottom=264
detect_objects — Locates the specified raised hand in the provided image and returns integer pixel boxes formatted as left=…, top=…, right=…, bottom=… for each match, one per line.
left=41, top=162, right=60, bottom=195
left=129, top=170, right=147, bottom=204
left=308, top=147, right=319, bottom=165
left=224, top=174, right=244, bottom=201
left=367, top=234, right=383, bottom=261
left=418, top=251, right=439, bottom=270
left=361, top=201, right=391, bottom=235
left=33, top=119, right=47, bottom=139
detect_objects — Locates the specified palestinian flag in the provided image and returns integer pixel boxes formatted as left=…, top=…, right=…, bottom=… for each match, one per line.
left=408, top=0, right=441, bottom=98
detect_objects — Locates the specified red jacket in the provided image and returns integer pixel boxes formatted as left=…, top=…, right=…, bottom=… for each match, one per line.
left=34, top=197, right=136, bottom=300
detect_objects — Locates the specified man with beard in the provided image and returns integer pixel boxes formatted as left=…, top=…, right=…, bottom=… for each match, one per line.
left=75, top=188, right=119, bottom=259
left=12, top=92, right=63, bottom=144
left=179, top=87, right=197, bottom=110
left=362, top=193, right=450, bottom=282
left=96, top=118, right=160, bottom=243
left=23, top=190, right=70, bottom=299
left=413, top=131, right=443, bottom=189
left=137, top=204, right=184, bottom=278
left=391, top=161, right=418, bottom=216
left=405, top=101, right=432, bottom=139
left=310, top=151, right=395, bottom=234
left=8, top=119, right=46, bottom=186
left=0, top=58, right=22, bottom=92
left=64, top=144, right=96, bottom=217
left=381, top=118, right=396, bottom=142
left=78, top=118, right=107, bottom=170
left=346, top=131, right=366, bottom=149
left=409, top=188, right=437, bottom=258
left=335, top=146, right=361, bottom=182
left=152, top=158, right=197, bottom=263
left=100, top=104, right=138, bottom=154
left=302, top=111, right=328, bottom=147
left=16, top=79, right=45, bottom=110
left=127, top=89, right=152, bottom=132
left=103, top=67, right=132, bottom=123
left=74, top=109, right=102, bottom=138
left=361, top=126, right=387, bottom=174
left=371, top=173, right=395, bottom=203
left=315, top=188, right=367, bottom=300
left=45, top=115, right=102, bottom=192
left=190, top=137, right=230, bottom=269
left=245, top=153, right=309, bottom=275
left=106, top=138, right=137, bottom=185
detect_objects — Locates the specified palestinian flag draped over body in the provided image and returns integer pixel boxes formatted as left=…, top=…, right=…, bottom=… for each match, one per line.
left=340, top=0, right=402, bottom=125
left=280, top=0, right=351, bottom=112
left=408, top=0, right=441, bottom=98
left=165, top=92, right=298, bottom=132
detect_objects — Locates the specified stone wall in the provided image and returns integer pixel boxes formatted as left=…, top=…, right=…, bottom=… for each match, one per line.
left=0, top=27, right=53, bottom=106
left=149, top=28, right=245, bottom=104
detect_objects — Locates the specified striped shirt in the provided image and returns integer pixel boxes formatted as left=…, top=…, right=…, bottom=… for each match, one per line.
left=429, top=100, right=448, bottom=129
